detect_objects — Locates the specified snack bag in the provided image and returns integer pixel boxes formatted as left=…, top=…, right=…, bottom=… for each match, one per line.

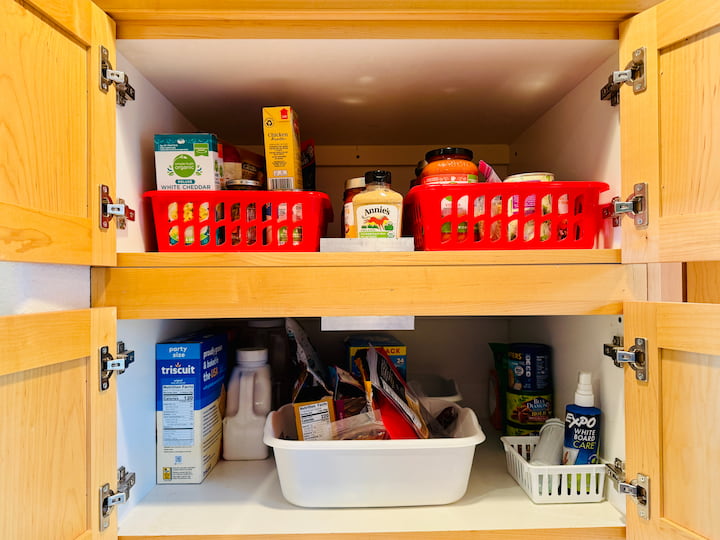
left=366, top=347, right=430, bottom=439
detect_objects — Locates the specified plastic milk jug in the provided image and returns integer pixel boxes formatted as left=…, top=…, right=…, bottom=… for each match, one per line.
left=223, top=347, right=272, bottom=460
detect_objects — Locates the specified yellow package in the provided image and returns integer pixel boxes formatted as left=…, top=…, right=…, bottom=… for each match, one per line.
left=293, top=397, right=335, bottom=441
left=262, top=106, right=303, bottom=191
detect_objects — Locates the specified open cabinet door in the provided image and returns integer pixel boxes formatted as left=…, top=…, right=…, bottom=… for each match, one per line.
left=0, top=0, right=117, bottom=265
left=0, top=308, right=118, bottom=539
left=619, top=0, right=720, bottom=264
left=624, top=302, right=720, bottom=540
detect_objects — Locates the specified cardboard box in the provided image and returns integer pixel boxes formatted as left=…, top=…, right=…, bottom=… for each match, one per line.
left=345, top=334, right=407, bottom=380
left=154, top=133, right=223, bottom=190
left=156, top=331, right=227, bottom=484
left=262, top=106, right=303, bottom=190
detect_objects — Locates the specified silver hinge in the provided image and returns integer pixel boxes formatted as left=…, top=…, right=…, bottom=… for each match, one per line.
left=100, top=341, right=135, bottom=392
left=620, top=472, right=650, bottom=521
left=601, top=47, right=647, bottom=106
left=100, top=466, right=136, bottom=532
left=602, top=182, right=648, bottom=229
left=608, top=337, right=648, bottom=382
left=99, top=45, right=135, bottom=106
left=100, top=184, right=136, bottom=230
left=603, top=335, right=624, bottom=363
left=605, top=457, right=626, bottom=490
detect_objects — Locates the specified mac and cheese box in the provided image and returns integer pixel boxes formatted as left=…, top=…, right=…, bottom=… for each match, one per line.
left=156, top=331, right=227, bottom=484
left=154, top=133, right=223, bottom=190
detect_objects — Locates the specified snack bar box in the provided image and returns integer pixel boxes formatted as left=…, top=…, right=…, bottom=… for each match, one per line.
left=263, top=398, right=485, bottom=508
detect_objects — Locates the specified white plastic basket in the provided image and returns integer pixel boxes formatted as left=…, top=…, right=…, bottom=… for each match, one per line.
left=501, top=435, right=606, bottom=504
left=264, top=398, right=485, bottom=508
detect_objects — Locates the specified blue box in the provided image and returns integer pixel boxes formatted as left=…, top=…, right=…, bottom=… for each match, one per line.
left=156, top=331, right=227, bottom=483
left=345, top=334, right=407, bottom=380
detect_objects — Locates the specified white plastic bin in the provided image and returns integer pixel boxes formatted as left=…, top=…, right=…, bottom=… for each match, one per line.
left=263, top=398, right=485, bottom=508
left=501, top=436, right=606, bottom=504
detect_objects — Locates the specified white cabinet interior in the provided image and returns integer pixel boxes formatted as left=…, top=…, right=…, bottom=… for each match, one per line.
left=113, top=37, right=628, bottom=536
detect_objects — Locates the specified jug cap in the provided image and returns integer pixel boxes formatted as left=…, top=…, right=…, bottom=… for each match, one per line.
left=248, top=318, right=285, bottom=328
left=236, top=347, right=268, bottom=367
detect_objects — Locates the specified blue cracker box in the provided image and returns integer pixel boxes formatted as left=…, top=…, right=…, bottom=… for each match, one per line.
left=156, top=331, right=227, bottom=484
left=345, top=334, right=407, bottom=380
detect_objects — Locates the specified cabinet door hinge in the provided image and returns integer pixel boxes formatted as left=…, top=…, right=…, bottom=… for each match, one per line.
left=602, top=182, right=648, bottom=229
left=600, top=47, right=646, bottom=106
left=100, top=184, right=136, bottom=230
left=603, top=336, right=647, bottom=381
left=100, top=341, right=135, bottom=391
left=100, top=466, right=136, bottom=532
left=99, top=45, right=135, bottom=106
left=605, top=457, right=626, bottom=489
left=605, top=459, right=650, bottom=520
left=620, top=472, right=650, bottom=520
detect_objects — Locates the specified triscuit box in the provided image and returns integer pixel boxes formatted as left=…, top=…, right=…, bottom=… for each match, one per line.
left=345, top=334, right=407, bottom=380
left=156, top=331, right=227, bottom=484
left=154, top=133, right=223, bottom=190
left=262, top=106, right=303, bottom=190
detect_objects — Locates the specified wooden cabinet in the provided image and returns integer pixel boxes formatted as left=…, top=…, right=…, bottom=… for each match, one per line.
left=1, top=1, right=118, bottom=538
left=1, top=1, right=719, bottom=539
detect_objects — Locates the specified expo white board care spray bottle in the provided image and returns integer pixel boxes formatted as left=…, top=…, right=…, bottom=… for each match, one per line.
left=563, top=371, right=601, bottom=493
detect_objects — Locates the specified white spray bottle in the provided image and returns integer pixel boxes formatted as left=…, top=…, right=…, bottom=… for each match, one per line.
left=562, top=371, right=601, bottom=465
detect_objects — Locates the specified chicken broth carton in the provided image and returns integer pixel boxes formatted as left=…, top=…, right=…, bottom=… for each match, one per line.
left=156, top=331, right=227, bottom=484
left=262, top=106, right=303, bottom=190
left=154, top=133, right=223, bottom=190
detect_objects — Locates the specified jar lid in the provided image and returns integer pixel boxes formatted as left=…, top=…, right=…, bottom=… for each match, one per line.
left=364, top=169, right=392, bottom=184
left=236, top=347, right=268, bottom=367
left=226, top=178, right=263, bottom=189
left=504, top=172, right=555, bottom=183
left=345, top=176, right=365, bottom=190
left=425, top=147, right=474, bottom=161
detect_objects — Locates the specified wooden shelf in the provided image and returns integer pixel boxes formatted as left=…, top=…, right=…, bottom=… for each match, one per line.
left=93, top=249, right=644, bottom=319
left=116, top=249, right=621, bottom=268
left=117, top=434, right=625, bottom=539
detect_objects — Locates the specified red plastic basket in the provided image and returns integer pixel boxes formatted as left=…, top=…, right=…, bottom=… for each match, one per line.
left=404, top=182, right=610, bottom=250
left=145, top=190, right=333, bottom=252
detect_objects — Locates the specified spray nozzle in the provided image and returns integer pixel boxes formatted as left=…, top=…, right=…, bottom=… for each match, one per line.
left=574, top=371, right=595, bottom=407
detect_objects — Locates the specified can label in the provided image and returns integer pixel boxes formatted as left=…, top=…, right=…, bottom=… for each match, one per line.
left=505, top=420, right=540, bottom=436
left=421, top=173, right=478, bottom=185
left=506, top=390, right=553, bottom=426
left=507, top=343, right=552, bottom=391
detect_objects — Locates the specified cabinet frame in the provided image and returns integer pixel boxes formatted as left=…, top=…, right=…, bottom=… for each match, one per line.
left=4, top=0, right=718, bottom=539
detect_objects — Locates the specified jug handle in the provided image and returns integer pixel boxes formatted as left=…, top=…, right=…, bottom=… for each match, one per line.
left=253, top=369, right=272, bottom=416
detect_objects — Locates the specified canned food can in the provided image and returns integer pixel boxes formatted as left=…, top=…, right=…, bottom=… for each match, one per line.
left=505, top=389, right=553, bottom=427
left=507, top=343, right=552, bottom=392
left=505, top=420, right=541, bottom=436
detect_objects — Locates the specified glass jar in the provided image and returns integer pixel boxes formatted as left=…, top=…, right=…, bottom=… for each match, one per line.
left=342, top=176, right=365, bottom=238
left=420, top=147, right=478, bottom=185
left=225, top=178, right=264, bottom=190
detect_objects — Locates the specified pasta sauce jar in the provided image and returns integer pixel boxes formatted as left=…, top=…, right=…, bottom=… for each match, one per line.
left=419, top=147, right=478, bottom=185
left=342, top=176, right=366, bottom=238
